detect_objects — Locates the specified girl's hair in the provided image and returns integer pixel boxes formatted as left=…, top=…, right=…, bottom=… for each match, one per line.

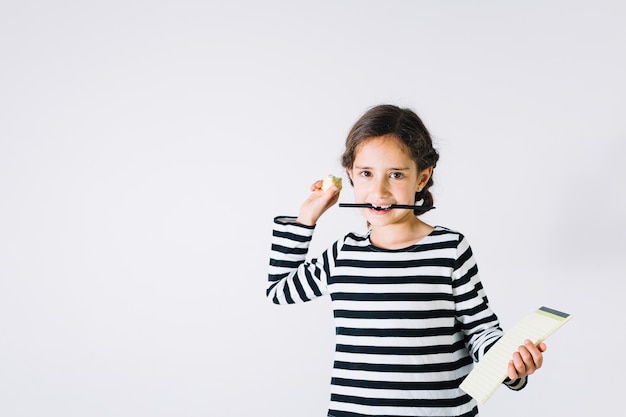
left=341, top=104, right=440, bottom=216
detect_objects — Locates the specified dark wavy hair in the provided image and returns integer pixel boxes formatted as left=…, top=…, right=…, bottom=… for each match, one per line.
left=341, top=104, right=440, bottom=216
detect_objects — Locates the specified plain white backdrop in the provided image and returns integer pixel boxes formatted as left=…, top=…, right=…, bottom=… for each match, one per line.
left=1, top=1, right=624, bottom=416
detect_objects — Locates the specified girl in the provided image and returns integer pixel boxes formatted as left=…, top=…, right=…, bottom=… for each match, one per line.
left=267, top=104, right=546, bottom=417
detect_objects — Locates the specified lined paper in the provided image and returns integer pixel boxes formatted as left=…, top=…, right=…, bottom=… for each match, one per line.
left=459, top=306, right=572, bottom=404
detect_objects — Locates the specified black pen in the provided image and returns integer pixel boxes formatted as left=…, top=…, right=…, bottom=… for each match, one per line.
left=339, top=203, right=435, bottom=211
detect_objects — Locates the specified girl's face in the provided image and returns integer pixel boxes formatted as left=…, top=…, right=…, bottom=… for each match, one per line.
left=348, top=134, right=432, bottom=227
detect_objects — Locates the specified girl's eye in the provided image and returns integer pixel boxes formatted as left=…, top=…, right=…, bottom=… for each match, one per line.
left=390, top=172, right=404, bottom=179
left=358, top=171, right=371, bottom=177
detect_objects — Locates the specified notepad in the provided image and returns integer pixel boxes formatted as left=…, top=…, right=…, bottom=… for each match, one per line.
left=459, top=306, right=572, bottom=405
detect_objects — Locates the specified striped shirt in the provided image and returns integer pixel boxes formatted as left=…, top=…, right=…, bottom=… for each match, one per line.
left=267, top=216, right=526, bottom=417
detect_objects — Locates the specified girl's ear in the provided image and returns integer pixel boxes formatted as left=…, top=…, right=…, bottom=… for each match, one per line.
left=416, top=166, right=433, bottom=191
left=346, top=169, right=354, bottom=186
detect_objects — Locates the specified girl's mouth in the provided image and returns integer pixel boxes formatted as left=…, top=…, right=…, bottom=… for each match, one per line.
left=371, top=204, right=392, bottom=211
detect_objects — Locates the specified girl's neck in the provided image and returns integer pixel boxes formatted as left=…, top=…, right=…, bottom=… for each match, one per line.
left=369, top=218, right=434, bottom=250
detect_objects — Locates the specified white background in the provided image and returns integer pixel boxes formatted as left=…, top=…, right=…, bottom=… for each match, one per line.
left=1, top=1, right=624, bottom=416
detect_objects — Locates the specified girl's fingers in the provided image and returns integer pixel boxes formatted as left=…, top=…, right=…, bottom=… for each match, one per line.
left=311, top=179, right=324, bottom=191
left=511, top=351, right=526, bottom=375
left=507, top=360, right=520, bottom=380
left=523, top=340, right=544, bottom=369
left=509, top=340, right=545, bottom=379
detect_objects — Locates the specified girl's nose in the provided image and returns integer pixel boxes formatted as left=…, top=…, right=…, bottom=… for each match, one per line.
left=372, top=177, right=390, bottom=198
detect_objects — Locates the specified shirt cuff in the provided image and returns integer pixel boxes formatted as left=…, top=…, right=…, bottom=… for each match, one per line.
left=503, top=376, right=528, bottom=391
left=274, top=216, right=316, bottom=229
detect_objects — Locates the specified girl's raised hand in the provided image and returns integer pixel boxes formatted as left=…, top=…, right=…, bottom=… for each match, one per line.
left=507, top=340, right=547, bottom=380
left=296, top=179, right=341, bottom=226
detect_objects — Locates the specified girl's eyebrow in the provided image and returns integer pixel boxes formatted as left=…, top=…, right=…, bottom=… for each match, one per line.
left=354, top=165, right=411, bottom=171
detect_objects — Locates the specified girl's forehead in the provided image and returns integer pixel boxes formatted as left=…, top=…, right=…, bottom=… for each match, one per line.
left=354, top=135, right=412, bottom=160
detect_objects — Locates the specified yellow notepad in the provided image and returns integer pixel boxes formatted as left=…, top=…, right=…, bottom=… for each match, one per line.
left=459, top=306, right=572, bottom=405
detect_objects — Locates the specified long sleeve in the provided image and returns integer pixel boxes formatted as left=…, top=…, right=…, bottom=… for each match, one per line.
left=452, top=234, right=527, bottom=390
left=267, top=216, right=330, bottom=304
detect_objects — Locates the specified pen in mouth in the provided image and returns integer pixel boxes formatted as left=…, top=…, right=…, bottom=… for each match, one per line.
left=339, top=203, right=435, bottom=211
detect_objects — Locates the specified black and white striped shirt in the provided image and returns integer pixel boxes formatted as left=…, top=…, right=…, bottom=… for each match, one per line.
left=268, top=216, right=526, bottom=417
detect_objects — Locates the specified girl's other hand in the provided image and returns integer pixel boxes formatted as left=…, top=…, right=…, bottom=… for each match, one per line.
left=507, top=340, right=547, bottom=380
left=296, top=179, right=341, bottom=226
